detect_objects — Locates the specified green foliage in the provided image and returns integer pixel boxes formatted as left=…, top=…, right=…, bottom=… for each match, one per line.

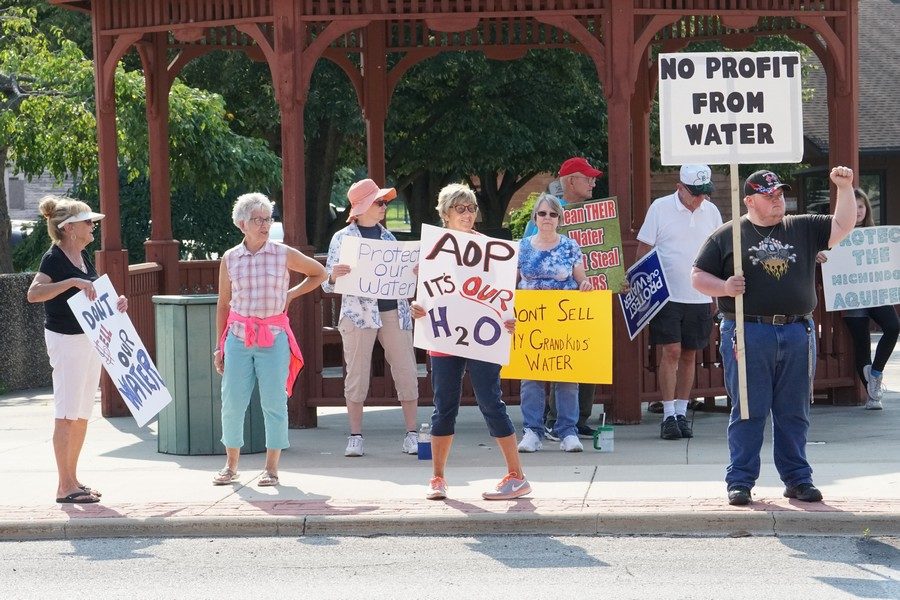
left=508, top=192, right=541, bottom=240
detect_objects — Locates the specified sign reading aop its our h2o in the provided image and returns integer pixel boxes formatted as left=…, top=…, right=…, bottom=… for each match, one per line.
left=658, top=52, right=803, bottom=166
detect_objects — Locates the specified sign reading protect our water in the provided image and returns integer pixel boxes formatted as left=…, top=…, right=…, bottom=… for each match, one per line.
left=558, top=197, right=626, bottom=292
left=68, top=274, right=172, bottom=427
left=619, top=249, right=671, bottom=340
left=414, top=224, right=518, bottom=364
left=333, top=237, right=419, bottom=299
left=658, top=51, right=803, bottom=165
left=500, top=290, right=613, bottom=384
left=820, top=226, right=900, bottom=311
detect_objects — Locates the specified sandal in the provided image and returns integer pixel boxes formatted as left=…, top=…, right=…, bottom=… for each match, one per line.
left=79, top=484, right=101, bottom=498
left=257, top=472, right=279, bottom=487
left=57, top=491, right=99, bottom=504
left=212, top=467, right=239, bottom=485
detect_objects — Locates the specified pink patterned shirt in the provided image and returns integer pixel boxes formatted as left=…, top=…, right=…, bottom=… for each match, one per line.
left=224, top=241, right=289, bottom=339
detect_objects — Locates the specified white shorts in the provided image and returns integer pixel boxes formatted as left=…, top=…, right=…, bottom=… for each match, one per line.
left=44, top=329, right=102, bottom=420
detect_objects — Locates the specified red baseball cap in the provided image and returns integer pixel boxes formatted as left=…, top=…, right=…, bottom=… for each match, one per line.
left=558, top=157, right=603, bottom=178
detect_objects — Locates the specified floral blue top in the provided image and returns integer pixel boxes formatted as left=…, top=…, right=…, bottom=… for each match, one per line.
left=518, top=235, right=583, bottom=291
left=322, top=222, right=413, bottom=330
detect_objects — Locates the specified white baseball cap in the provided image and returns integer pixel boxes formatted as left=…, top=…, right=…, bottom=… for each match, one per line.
left=679, top=164, right=714, bottom=194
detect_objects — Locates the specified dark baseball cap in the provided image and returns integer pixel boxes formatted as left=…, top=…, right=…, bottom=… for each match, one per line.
left=744, top=170, right=792, bottom=196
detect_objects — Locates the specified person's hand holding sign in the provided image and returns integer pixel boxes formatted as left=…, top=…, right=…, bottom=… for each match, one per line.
left=329, top=263, right=351, bottom=284
left=578, top=279, right=593, bottom=292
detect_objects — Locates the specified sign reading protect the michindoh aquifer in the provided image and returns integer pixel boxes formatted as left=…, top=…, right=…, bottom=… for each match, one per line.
left=501, top=290, right=613, bottom=384
left=68, top=274, right=172, bottom=427
left=413, top=224, right=518, bottom=364
left=820, top=226, right=900, bottom=311
left=558, top=196, right=625, bottom=292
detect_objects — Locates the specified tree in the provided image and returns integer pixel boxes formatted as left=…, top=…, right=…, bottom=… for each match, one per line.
left=385, top=50, right=607, bottom=233
left=1, top=5, right=282, bottom=271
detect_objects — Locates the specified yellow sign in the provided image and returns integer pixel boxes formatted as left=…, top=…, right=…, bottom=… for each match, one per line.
left=500, top=290, right=613, bottom=384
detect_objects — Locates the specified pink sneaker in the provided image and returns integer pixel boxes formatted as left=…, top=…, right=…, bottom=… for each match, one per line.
left=482, top=473, right=531, bottom=500
left=426, top=476, right=447, bottom=500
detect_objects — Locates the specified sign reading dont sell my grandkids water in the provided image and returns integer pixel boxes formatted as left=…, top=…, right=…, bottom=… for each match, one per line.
left=68, top=274, right=172, bottom=427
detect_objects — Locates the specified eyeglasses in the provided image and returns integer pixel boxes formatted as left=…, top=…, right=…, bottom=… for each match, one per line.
left=452, top=204, right=478, bottom=214
left=570, top=175, right=597, bottom=185
left=373, top=200, right=388, bottom=207
left=536, top=211, right=559, bottom=218
left=248, top=216, right=274, bottom=226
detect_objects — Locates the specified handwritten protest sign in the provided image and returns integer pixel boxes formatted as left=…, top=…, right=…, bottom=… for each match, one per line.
left=68, top=274, right=172, bottom=427
left=558, top=197, right=626, bottom=292
left=413, top=224, right=517, bottom=364
left=500, top=290, right=613, bottom=384
left=333, top=237, right=419, bottom=299
left=618, top=249, right=671, bottom=340
left=820, top=226, right=900, bottom=311
left=658, top=51, right=803, bottom=165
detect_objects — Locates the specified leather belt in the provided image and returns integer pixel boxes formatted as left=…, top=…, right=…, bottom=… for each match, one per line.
left=720, top=313, right=811, bottom=325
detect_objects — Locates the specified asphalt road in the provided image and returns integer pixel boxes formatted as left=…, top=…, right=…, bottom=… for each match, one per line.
left=1, top=535, right=897, bottom=599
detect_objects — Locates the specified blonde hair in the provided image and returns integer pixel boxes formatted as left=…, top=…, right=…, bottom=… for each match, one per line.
left=39, top=195, right=92, bottom=244
left=435, top=183, right=477, bottom=224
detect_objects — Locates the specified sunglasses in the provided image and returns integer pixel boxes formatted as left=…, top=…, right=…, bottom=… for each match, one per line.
left=373, top=199, right=389, bottom=207
left=452, top=204, right=478, bottom=214
left=536, top=211, right=559, bottom=218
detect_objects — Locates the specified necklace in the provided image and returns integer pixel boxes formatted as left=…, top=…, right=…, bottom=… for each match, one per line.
left=748, top=219, right=781, bottom=243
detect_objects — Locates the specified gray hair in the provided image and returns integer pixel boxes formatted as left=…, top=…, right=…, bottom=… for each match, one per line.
left=232, top=192, right=274, bottom=227
left=435, top=183, right=477, bottom=223
left=530, top=193, right=564, bottom=227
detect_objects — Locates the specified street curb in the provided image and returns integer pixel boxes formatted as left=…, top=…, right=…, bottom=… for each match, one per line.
left=1, top=511, right=896, bottom=541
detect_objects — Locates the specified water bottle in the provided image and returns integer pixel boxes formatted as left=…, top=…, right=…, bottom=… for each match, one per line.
left=417, top=422, right=432, bottom=460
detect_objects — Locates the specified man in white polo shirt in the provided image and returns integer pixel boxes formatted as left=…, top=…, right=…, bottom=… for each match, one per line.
left=635, top=165, right=723, bottom=440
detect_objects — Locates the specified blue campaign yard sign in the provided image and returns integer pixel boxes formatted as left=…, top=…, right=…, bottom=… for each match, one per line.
left=618, top=249, right=671, bottom=340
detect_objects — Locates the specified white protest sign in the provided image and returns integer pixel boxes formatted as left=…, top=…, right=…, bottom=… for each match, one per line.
left=333, top=237, right=419, bottom=299
left=413, top=224, right=518, bottom=364
left=67, top=274, right=172, bottom=427
left=820, top=226, right=900, bottom=311
left=659, top=51, right=803, bottom=165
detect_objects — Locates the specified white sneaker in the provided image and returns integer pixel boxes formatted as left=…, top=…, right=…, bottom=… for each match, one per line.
left=344, top=435, right=364, bottom=457
left=560, top=434, right=584, bottom=452
left=864, top=364, right=885, bottom=401
left=517, top=429, right=543, bottom=453
left=402, top=431, right=418, bottom=454
left=865, top=397, right=883, bottom=410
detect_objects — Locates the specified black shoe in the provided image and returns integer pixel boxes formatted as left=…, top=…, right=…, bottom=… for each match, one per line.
left=728, top=486, right=752, bottom=506
left=675, top=415, right=693, bottom=438
left=577, top=424, right=597, bottom=439
left=660, top=416, right=682, bottom=440
left=784, top=483, right=823, bottom=502
left=648, top=401, right=664, bottom=414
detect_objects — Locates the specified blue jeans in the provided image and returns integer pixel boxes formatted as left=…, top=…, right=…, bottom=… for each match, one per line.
left=221, top=331, right=290, bottom=450
left=720, top=318, right=816, bottom=490
left=521, top=380, right=578, bottom=439
left=430, top=355, right=515, bottom=438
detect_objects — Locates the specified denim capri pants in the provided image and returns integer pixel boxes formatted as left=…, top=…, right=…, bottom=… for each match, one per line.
left=430, top=355, right=515, bottom=437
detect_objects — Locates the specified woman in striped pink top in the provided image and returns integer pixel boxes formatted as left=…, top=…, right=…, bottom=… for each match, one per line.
left=212, top=193, right=327, bottom=487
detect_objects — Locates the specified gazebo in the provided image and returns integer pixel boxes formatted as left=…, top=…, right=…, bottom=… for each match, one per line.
left=52, top=0, right=861, bottom=424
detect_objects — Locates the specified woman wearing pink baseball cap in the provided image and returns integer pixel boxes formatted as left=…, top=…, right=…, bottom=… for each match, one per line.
left=323, top=179, right=421, bottom=458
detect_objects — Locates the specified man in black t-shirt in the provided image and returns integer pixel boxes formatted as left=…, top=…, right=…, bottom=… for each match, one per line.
left=692, top=166, right=856, bottom=507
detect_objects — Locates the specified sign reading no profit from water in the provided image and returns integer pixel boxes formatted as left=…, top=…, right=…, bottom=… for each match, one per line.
left=658, top=51, right=803, bottom=165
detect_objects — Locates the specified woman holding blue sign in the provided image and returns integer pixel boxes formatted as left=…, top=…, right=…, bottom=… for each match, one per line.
left=411, top=183, right=530, bottom=501
left=516, top=193, right=593, bottom=454
left=212, top=193, right=327, bottom=487
left=817, top=189, right=898, bottom=410
left=27, top=195, right=128, bottom=504
left=323, top=178, right=420, bottom=458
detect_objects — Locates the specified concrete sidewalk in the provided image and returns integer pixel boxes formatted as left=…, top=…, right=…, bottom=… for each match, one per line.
left=1, top=341, right=897, bottom=540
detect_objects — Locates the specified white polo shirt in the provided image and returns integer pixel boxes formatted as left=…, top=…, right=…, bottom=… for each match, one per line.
left=637, top=192, right=723, bottom=304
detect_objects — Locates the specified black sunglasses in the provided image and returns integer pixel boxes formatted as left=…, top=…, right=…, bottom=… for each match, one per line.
left=452, top=204, right=478, bottom=214
left=536, top=210, right=559, bottom=218
left=373, top=200, right=388, bottom=207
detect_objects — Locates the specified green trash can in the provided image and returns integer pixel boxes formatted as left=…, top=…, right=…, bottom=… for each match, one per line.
left=153, top=294, right=266, bottom=455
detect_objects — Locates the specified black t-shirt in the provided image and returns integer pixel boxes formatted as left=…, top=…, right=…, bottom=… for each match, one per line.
left=357, top=223, right=399, bottom=313
left=38, top=244, right=98, bottom=335
left=693, top=215, right=832, bottom=315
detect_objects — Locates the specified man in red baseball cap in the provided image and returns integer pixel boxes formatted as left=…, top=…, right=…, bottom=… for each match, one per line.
left=525, top=157, right=604, bottom=439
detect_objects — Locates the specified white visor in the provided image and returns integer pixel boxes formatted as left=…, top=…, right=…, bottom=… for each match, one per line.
left=58, top=211, right=105, bottom=229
